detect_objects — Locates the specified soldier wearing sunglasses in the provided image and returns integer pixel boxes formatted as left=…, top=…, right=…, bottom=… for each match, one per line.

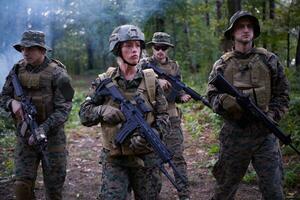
left=141, top=32, right=191, bottom=200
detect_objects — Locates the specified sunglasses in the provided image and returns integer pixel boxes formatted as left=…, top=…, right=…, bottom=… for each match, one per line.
left=153, top=45, right=169, bottom=51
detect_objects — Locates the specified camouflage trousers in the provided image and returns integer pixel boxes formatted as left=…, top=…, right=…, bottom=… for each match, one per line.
left=14, top=132, right=67, bottom=200
left=164, top=116, right=190, bottom=199
left=212, top=122, right=284, bottom=200
left=98, top=148, right=161, bottom=200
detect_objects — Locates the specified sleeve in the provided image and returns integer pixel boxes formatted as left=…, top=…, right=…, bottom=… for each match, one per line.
left=39, top=68, right=74, bottom=134
left=78, top=77, right=106, bottom=127
left=0, top=65, right=18, bottom=112
left=268, top=55, right=290, bottom=122
left=172, top=61, right=187, bottom=102
left=152, top=79, right=170, bottom=139
left=206, top=59, right=228, bottom=115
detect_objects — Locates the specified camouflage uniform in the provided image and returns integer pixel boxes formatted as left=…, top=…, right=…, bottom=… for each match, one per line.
left=207, top=11, right=289, bottom=200
left=141, top=32, right=190, bottom=200
left=0, top=30, right=74, bottom=200
left=79, top=25, right=170, bottom=200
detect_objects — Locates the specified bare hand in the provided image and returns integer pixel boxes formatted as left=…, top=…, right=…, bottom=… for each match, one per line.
left=180, top=94, right=191, bottom=102
left=158, top=79, right=171, bottom=90
left=11, top=100, right=24, bottom=121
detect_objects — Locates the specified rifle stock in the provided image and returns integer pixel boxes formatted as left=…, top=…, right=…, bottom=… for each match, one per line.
left=209, top=73, right=300, bottom=156
left=94, top=78, right=186, bottom=191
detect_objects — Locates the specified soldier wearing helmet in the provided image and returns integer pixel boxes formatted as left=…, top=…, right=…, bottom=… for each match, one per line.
left=0, top=30, right=74, bottom=200
left=140, top=32, right=191, bottom=200
left=79, top=25, right=170, bottom=199
left=207, top=11, right=289, bottom=199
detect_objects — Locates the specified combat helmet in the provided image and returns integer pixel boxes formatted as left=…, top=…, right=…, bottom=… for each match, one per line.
left=224, top=10, right=260, bottom=40
left=109, top=24, right=145, bottom=56
left=147, top=32, right=174, bottom=47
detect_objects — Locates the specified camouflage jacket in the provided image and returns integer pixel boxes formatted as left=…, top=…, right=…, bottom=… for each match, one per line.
left=0, top=57, right=73, bottom=135
left=207, top=48, right=289, bottom=124
left=79, top=66, right=170, bottom=138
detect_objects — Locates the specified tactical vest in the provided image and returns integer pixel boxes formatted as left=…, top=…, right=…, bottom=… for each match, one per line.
left=157, top=59, right=180, bottom=117
left=15, top=59, right=64, bottom=124
left=221, top=48, right=272, bottom=112
left=98, top=67, right=157, bottom=156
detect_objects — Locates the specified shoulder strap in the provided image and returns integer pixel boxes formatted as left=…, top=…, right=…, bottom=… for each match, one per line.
left=252, top=47, right=275, bottom=70
left=98, top=67, right=116, bottom=81
left=221, top=51, right=235, bottom=62
left=49, top=59, right=66, bottom=69
left=142, top=68, right=157, bottom=104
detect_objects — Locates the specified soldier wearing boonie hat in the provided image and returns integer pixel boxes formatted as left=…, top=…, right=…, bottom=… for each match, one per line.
left=207, top=11, right=289, bottom=200
left=13, top=30, right=52, bottom=52
left=0, top=30, right=74, bottom=200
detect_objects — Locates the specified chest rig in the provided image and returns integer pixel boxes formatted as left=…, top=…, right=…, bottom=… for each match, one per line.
left=15, top=60, right=61, bottom=124
left=98, top=67, right=156, bottom=156
left=221, top=48, right=272, bottom=112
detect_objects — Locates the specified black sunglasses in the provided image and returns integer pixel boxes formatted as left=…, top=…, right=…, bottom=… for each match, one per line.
left=153, top=45, right=169, bottom=51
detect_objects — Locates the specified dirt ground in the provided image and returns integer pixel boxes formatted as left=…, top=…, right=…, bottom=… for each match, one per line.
left=0, top=121, right=267, bottom=200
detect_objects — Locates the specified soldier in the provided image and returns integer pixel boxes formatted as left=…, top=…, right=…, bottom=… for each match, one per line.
left=79, top=25, right=170, bottom=200
left=0, top=30, right=74, bottom=200
left=207, top=11, right=289, bottom=200
left=141, top=32, right=191, bottom=200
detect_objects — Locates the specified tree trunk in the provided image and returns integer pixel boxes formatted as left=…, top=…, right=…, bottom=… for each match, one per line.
left=171, top=14, right=177, bottom=58
left=183, top=18, right=197, bottom=72
left=222, top=0, right=241, bottom=52
left=269, top=0, right=275, bottom=19
left=205, top=0, right=210, bottom=26
left=295, top=29, right=300, bottom=71
left=86, top=38, right=94, bottom=70
left=262, top=1, right=267, bottom=48
left=155, top=16, right=165, bottom=31
left=269, top=0, right=277, bottom=52
left=227, top=0, right=241, bottom=17
left=216, top=0, right=222, bottom=20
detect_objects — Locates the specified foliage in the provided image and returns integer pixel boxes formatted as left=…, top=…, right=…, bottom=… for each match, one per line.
left=0, top=131, right=15, bottom=178
left=0, top=108, right=14, bottom=134
left=65, top=86, right=86, bottom=130
left=280, top=68, right=300, bottom=155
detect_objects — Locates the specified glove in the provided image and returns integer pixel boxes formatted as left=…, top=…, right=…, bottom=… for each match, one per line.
left=28, top=127, right=47, bottom=146
left=221, top=94, right=243, bottom=119
left=97, top=105, right=125, bottom=124
left=129, top=132, right=148, bottom=151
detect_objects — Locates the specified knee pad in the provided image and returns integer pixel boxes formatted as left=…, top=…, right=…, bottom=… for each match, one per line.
left=14, top=179, right=34, bottom=200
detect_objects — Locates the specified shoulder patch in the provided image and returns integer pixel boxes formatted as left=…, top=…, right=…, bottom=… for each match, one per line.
left=221, top=51, right=235, bottom=62
left=50, top=59, right=66, bottom=69
left=97, top=67, right=116, bottom=81
left=253, top=47, right=274, bottom=60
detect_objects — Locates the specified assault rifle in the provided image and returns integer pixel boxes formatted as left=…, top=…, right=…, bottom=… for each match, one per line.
left=94, top=78, right=186, bottom=191
left=209, top=73, right=300, bottom=156
left=144, top=62, right=211, bottom=108
left=11, top=71, right=50, bottom=167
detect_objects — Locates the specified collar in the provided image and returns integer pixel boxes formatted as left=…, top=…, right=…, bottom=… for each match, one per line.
left=151, top=55, right=170, bottom=65
left=26, top=56, right=50, bottom=73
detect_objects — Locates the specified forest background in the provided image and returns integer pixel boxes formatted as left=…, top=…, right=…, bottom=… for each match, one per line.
left=0, top=0, right=300, bottom=197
